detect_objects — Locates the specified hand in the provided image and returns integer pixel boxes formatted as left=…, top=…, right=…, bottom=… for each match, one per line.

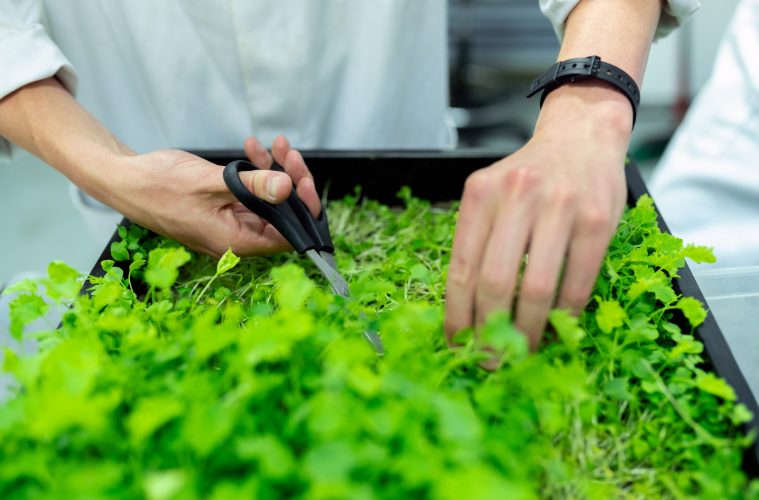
left=444, top=82, right=631, bottom=352
left=107, top=136, right=320, bottom=258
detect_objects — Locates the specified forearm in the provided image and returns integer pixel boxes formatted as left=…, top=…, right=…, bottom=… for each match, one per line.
left=0, top=77, right=134, bottom=201
left=560, top=0, right=661, bottom=83
left=537, top=0, right=662, bottom=141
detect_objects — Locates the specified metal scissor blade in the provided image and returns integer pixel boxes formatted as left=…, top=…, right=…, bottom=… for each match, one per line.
left=305, top=249, right=350, bottom=297
left=363, top=329, right=385, bottom=356
left=305, top=249, right=385, bottom=356
left=319, top=251, right=339, bottom=276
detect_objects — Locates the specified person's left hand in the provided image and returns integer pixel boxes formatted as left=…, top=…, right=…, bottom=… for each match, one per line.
left=444, top=83, right=631, bottom=353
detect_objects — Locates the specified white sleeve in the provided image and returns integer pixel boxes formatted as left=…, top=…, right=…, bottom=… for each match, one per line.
left=0, top=0, right=78, bottom=162
left=539, top=0, right=701, bottom=41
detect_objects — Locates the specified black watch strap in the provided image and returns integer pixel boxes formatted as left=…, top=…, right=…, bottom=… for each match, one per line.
left=526, top=55, right=640, bottom=127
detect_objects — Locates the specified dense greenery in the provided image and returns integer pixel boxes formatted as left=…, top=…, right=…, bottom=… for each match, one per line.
left=1, top=191, right=757, bottom=499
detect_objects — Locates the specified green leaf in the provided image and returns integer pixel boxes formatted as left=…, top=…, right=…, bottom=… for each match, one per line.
left=145, top=247, right=192, bottom=289
left=129, top=253, right=146, bottom=274
left=625, top=315, right=659, bottom=343
left=43, top=261, right=81, bottom=301
left=434, top=465, right=531, bottom=500
left=271, top=264, right=315, bottom=310
left=182, top=403, right=236, bottom=457
left=696, top=372, right=736, bottom=401
left=9, top=294, right=48, bottom=339
left=627, top=265, right=677, bottom=304
left=216, top=248, right=241, bottom=276
left=682, top=244, right=716, bottom=264
left=144, top=470, right=187, bottom=500
left=548, top=309, right=585, bottom=349
left=303, top=441, right=355, bottom=482
left=409, top=263, right=433, bottom=286
left=731, top=404, right=753, bottom=425
left=669, top=332, right=703, bottom=359
left=110, top=239, right=130, bottom=261
left=675, top=296, right=707, bottom=327
left=127, top=396, right=184, bottom=444
left=479, top=311, right=528, bottom=360
left=235, top=435, right=295, bottom=480
left=2, top=278, right=38, bottom=295
left=603, top=378, right=633, bottom=401
left=595, top=299, right=626, bottom=334
left=433, top=395, right=483, bottom=444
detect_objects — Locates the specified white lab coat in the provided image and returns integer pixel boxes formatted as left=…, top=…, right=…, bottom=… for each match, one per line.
left=650, top=0, right=759, bottom=268
left=0, top=0, right=698, bottom=157
left=0, top=0, right=699, bottom=235
left=1, top=0, right=453, bottom=157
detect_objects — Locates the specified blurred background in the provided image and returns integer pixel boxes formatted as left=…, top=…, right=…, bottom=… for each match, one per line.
left=0, top=0, right=741, bottom=286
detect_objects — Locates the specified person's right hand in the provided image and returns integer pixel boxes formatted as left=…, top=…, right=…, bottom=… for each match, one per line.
left=102, top=136, right=320, bottom=258
left=0, top=79, right=320, bottom=259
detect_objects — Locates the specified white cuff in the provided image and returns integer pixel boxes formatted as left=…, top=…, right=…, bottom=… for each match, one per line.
left=540, top=0, right=701, bottom=41
left=657, top=0, right=701, bottom=39
left=0, top=22, right=77, bottom=163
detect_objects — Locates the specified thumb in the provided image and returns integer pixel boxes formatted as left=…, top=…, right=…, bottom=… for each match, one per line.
left=238, top=169, right=292, bottom=204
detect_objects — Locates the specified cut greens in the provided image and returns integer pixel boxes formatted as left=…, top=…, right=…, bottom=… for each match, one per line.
left=1, top=192, right=757, bottom=499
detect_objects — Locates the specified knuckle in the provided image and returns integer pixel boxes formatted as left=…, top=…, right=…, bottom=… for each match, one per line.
left=561, top=285, right=591, bottom=310
left=579, top=205, right=612, bottom=233
left=463, top=170, right=491, bottom=199
left=520, top=275, right=555, bottom=303
left=502, top=166, right=537, bottom=195
left=447, top=255, right=476, bottom=289
left=478, top=271, right=513, bottom=299
left=550, top=184, right=577, bottom=209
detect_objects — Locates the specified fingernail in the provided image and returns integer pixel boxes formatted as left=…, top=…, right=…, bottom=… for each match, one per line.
left=266, top=176, right=279, bottom=201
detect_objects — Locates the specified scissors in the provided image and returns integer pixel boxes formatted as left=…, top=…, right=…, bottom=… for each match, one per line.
left=223, top=159, right=385, bottom=355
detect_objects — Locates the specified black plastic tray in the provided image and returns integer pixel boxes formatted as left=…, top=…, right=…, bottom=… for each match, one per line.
left=86, top=150, right=759, bottom=474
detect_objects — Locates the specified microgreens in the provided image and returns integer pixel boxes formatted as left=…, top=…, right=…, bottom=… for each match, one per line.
left=1, top=193, right=756, bottom=498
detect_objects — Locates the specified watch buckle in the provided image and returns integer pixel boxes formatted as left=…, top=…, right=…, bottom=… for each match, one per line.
left=588, top=55, right=602, bottom=75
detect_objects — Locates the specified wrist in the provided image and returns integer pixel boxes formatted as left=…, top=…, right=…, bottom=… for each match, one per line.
left=1, top=78, right=137, bottom=206
left=534, top=80, right=634, bottom=147
left=54, top=142, right=134, bottom=201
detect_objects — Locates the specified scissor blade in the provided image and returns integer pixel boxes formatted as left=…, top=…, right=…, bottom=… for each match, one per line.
left=363, top=329, right=385, bottom=356
left=319, top=251, right=339, bottom=275
left=305, top=249, right=386, bottom=355
left=305, top=249, right=350, bottom=297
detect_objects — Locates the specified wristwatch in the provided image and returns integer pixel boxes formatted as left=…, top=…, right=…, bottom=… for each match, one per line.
left=527, top=55, right=640, bottom=127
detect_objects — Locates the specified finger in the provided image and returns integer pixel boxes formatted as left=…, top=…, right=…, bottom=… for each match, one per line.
left=296, top=176, right=322, bottom=218
left=271, top=135, right=291, bottom=167
left=236, top=169, right=292, bottom=203
left=444, top=170, right=497, bottom=343
left=272, top=136, right=315, bottom=184
left=556, top=211, right=616, bottom=315
left=244, top=136, right=274, bottom=169
left=473, top=203, right=532, bottom=328
left=204, top=158, right=290, bottom=205
left=514, top=199, right=573, bottom=349
left=281, top=143, right=315, bottom=184
left=272, top=136, right=321, bottom=217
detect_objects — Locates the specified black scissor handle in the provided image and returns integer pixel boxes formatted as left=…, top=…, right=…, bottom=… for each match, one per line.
left=223, top=160, right=333, bottom=254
